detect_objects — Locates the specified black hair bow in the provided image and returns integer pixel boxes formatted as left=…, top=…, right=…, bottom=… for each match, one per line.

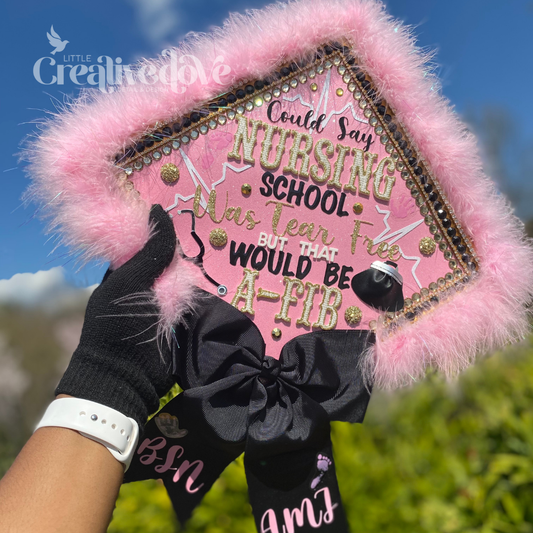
left=125, top=291, right=374, bottom=532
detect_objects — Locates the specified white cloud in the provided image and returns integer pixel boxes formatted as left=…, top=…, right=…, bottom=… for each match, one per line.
left=0, top=268, right=96, bottom=311
left=126, top=0, right=182, bottom=48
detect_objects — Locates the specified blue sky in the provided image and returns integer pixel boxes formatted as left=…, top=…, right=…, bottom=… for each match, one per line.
left=2, top=0, right=532, bottom=291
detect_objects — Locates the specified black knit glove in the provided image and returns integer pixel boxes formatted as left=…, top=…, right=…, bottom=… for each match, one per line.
left=56, top=205, right=177, bottom=427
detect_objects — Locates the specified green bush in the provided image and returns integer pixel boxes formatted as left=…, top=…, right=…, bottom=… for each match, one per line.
left=2, top=302, right=532, bottom=532
left=110, top=336, right=533, bottom=532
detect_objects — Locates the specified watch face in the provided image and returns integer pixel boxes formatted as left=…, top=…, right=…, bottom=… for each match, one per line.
left=116, top=42, right=477, bottom=357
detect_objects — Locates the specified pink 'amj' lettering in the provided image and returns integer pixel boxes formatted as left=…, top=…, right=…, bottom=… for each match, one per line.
left=260, top=487, right=338, bottom=533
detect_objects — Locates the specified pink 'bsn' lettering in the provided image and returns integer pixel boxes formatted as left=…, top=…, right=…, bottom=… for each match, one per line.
left=136, top=437, right=205, bottom=494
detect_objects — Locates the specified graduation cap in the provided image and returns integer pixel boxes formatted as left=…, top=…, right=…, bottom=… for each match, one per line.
left=26, top=0, right=532, bottom=398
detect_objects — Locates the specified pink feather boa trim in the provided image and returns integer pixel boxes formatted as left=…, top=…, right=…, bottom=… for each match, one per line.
left=24, top=0, right=533, bottom=388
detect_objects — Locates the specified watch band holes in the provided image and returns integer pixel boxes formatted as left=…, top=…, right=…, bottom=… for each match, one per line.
left=79, top=411, right=86, bottom=416
left=111, top=424, right=116, bottom=429
left=101, top=419, right=107, bottom=424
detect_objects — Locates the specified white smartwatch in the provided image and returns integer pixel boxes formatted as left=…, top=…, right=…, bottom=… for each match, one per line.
left=35, top=398, right=140, bottom=471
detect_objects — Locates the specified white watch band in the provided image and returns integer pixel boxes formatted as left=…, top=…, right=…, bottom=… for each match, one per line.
left=35, top=398, right=140, bottom=471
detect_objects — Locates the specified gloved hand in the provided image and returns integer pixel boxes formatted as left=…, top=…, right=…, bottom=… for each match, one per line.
left=56, top=205, right=177, bottom=428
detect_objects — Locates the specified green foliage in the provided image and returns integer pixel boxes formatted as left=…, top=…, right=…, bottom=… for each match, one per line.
left=108, top=481, right=178, bottom=533
left=183, top=457, right=254, bottom=533
left=333, top=340, right=533, bottom=533
left=0, top=427, right=18, bottom=479
left=109, top=338, right=533, bottom=532
left=111, top=458, right=254, bottom=533
left=0, top=304, right=76, bottom=477
left=0, top=305, right=66, bottom=437
left=1, top=299, right=532, bottom=532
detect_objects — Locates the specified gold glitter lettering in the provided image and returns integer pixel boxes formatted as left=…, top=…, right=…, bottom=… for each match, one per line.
left=283, top=131, right=312, bottom=178
left=193, top=185, right=207, bottom=219
left=309, top=138, right=334, bottom=184
left=244, top=211, right=260, bottom=230
left=373, top=156, right=396, bottom=201
left=231, top=268, right=259, bottom=315
left=388, top=244, right=401, bottom=261
left=298, top=223, right=310, bottom=236
left=351, top=220, right=374, bottom=254
left=377, top=242, right=390, bottom=258
left=286, top=219, right=299, bottom=236
left=227, top=115, right=262, bottom=164
left=275, top=277, right=304, bottom=324
left=266, top=200, right=294, bottom=236
left=194, top=185, right=260, bottom=229
left=193, top=186, right=226, bottom=223
left=266, top=200, right=334, bottom=244
left=225, top=206, right=245, bottom=226
left=312, top=286, right=342, bottom=330
left=328, top=144, right=350, bottom=190
left=296, top=282, right=320, bottom=327
left=208, top=190, right=226, bottom=224
left=343, top=148, right=378, bottom=194
left=364, top=237, right=389, bottom=257
left=257, top=289, right=280, bottom=300
left=313, top=227, right=335, bottom=246
left=260, top=123, right=290, bottom=170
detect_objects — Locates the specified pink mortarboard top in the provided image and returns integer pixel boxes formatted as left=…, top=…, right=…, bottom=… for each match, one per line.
left=26, top=0, right=533, bottom=389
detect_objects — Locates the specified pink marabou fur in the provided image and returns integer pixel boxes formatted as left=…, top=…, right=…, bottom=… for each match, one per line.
left=24, top=0, right=533, bottom=388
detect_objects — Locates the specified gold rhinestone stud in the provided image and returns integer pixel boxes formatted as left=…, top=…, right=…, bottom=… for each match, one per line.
left=241, top=183, right=252, bottom=196
left=419, top=237, right=436, bottom=255
left=336, top=88, right=344, bottom=97
left=310, top=83, right=318, bottom=91
left=345, top=306, right=362, bottom=325
left=209, top=228, right=228, bottom=247
left=272, top=328, right=282, bottom=339
left=160, top=163, right=180, bottom=184
left=353, top=202, right=364, bottom=215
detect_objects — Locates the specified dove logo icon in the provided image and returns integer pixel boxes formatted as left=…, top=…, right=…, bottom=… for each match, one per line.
left=47, top=26, right=69, bottom=55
